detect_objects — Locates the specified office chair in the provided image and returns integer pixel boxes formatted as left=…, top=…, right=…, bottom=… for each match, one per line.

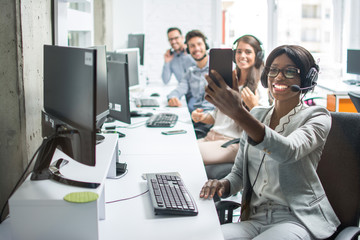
left=205, top=138, right=240, bottom=179
left=215, top=112, right=360, bottom=240
left=348, top=91, right=360, bottom=113
left=193, top=123, right=213, bottom=139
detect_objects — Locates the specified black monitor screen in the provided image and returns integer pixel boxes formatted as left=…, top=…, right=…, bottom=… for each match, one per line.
left=107, top=61, right=131, bottom=124
left=92, top=46, right=110, bottom=129
left=43, top=45, right=96, bottom=166
left=128, top=33, right=145, bottom=65
left=347, top=49, right=360, bottom=75
left=115, top=48, right=140, bottom=88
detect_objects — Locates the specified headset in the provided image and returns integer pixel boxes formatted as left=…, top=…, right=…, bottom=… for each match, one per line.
left=261, top=65, right=319, bottom=94
left=232, top=35, right=264, bottom=68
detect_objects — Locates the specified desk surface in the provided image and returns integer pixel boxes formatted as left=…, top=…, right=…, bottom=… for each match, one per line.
left=317, top=78, right=360, bottom=95
left=101, top=154, right=223, bottom=240
left=100, top=82, right=224, bottom=239
left=0, top=82, right=224, bottom=240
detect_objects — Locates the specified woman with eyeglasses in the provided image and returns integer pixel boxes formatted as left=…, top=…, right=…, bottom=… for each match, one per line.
left=192, top=35, right=269, bottom=166
left=200, top=45, right=340, bottom=239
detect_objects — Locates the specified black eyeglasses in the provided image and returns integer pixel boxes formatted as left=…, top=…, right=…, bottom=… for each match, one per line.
left=266, top=67, right=300, bottom=79
left=168, top=36, right=180, bottom=42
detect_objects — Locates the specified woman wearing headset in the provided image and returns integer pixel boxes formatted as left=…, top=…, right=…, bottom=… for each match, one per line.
left=192, top=35, right=269, bottom=165
left=200, top=45, right=339, bottom=239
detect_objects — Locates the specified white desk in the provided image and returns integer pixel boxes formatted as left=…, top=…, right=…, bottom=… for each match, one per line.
left=316, top=78, right=360, bottom=112
left=114, top=107, right=198, bottom=156
left=8, top=134, right=119, bottom=240
left=100, top=154, right=223, bottom=240
left=99, top=83, right=223, bottom=239
left=0, top=82, right=224, bottom=240
left=317, top=78, right=360, bottom=95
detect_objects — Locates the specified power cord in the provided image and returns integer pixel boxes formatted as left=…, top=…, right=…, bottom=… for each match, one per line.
left=106, top=189, right=149, bottom=204
left=0, top=133, right=57, bottom=224
left=0, top=128, right=79, bottom=223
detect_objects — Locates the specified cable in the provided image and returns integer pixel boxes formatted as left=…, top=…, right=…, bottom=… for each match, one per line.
left=116, top=120, right=146, bottom=129
left=0, top=128, right=78, bottom=223
left=250, top=102, right=302, bottom=190
left=239, top=153, right=266, bottom=218
left=0, top=133, right=57, bottom=224
left=106, top=189, right=149, bottom=204
left=251, top=154, right=266, bottom=189
left=277, top=102, right=302, bottom=134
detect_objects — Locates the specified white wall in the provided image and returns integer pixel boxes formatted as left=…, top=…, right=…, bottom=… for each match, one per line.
left=112, top=0, right=222, bottom=83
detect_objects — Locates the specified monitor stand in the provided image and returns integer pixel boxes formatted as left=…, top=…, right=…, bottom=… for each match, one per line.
left=31, top=137, right=100, bottom=188
left=105, top=116, right=115, bottom=123
left=96, top=134, right=105, bottom=145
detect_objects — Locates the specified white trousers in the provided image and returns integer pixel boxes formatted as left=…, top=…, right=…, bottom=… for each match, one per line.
left=221, top=204, right=313, bottom=240
left=198, top=130, right=239, bottom=165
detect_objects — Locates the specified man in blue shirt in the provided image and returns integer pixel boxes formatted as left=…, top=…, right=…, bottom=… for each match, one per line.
left=162, top=27, right=195, bottom=84
left=167, top=30, right=214, bottom=113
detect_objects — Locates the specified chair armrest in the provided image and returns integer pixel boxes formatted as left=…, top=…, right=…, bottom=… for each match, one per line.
left=221, top=138, right=240, bottom=148
left=335, top=226, right=360, bottom=240
left=215, top=200, right=241, bottom=224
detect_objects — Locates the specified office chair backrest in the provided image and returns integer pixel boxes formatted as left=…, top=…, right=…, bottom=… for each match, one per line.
left=348, top=91, right=360, bottom=113
left=317, top=112, right=360, bottom=239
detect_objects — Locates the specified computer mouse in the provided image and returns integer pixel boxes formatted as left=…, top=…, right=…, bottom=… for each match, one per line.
left=130, top=110, right=141, bottom=117
left=150, top=93, right=160, bottom=97
left=130, top=111, right=153, bottom=117
left=144, top=112, right=154, bottom=117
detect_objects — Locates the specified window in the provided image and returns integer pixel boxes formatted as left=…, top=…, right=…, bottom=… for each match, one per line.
left=268, top=0, right=341, bottom=81
left=222, top=0, right=354, bottom=81
left=221, top=0, right=267, bottom=48
left=54, top=0, right=94, bottom=47
left=301, top=28, right=320, bottom=43
left=302, top=4, right=321, bottom=19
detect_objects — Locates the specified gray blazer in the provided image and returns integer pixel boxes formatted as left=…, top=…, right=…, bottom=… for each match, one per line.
left=224, top=105, right=340, bottom=239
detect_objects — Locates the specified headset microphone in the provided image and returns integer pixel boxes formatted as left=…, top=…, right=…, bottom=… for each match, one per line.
left=290, top=83, right=317, bottom=92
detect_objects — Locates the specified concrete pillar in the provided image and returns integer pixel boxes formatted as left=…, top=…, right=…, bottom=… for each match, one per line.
left=0, top=0, right=51, bottom=222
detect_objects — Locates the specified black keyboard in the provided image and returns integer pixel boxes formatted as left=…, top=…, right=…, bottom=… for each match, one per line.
left=146, top=113, right=178, bottom=127
left=145, top=173, right=198, bottom=216
left=135, top=98, right=160, bottom=107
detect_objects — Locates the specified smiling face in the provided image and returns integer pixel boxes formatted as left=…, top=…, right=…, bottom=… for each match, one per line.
left=187, top=36, right=207, bottom=61
left=234, top=41, right=256, bottom=70
left=168, top=30, right=184, bottom=52
left=268, top=53, right=301, bottom=104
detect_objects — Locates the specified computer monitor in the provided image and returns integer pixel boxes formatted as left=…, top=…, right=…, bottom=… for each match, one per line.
left=107, top=60, right=131, bottom=124
left=31, top=45, right=101, bottom=188
left=106, top=51, right=127, bottom=62
left=347, top=49, right=360, bottom=75
left=91, top=46, right=110, bottom=129
left=115, top=48, right=140, bottom=89
left=128, top=33, right=145, bottom=66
